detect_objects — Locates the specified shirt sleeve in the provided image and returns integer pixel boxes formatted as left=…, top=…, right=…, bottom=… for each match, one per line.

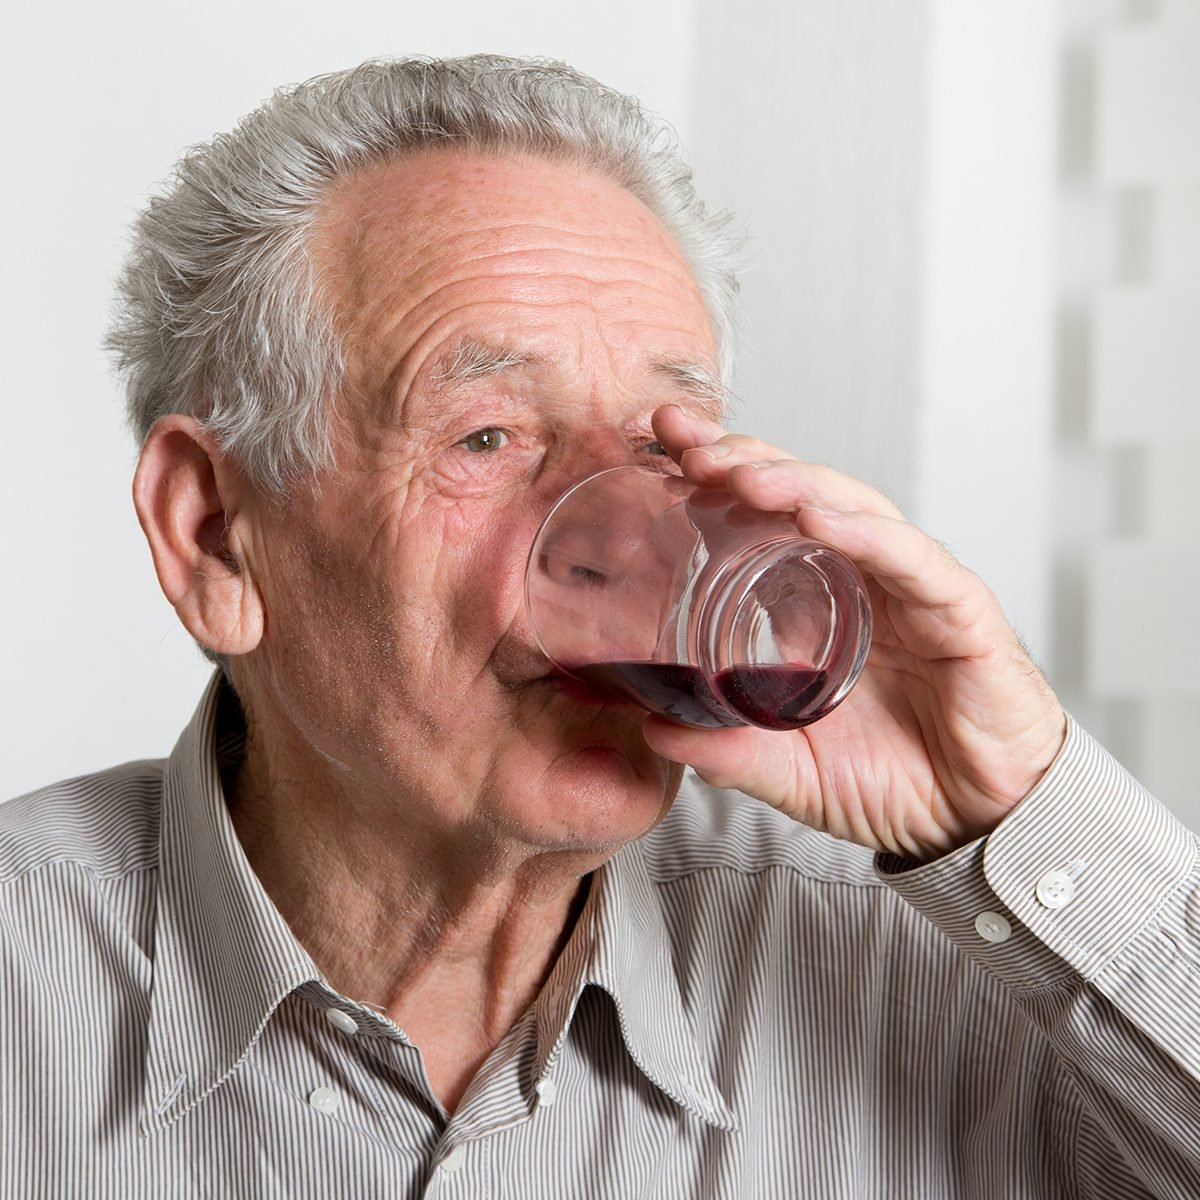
left=875, top=716, right=1200, bottom=1197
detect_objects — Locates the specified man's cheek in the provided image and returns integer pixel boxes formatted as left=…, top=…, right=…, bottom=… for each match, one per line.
left=449, top=510, right=533, bottom=607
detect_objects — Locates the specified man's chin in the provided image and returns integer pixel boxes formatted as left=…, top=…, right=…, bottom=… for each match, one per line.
left=490, top=733, right=682, bottom=855
left=552, top=742, right=681, bottom=796
left=539, top=702, right=681, bottom=794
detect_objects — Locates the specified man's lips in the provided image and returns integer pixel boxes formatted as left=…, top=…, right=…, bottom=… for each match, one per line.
left=535, top=667, right=643, bottom=710
left=492, top=661, right=622, bottom=709
left=490, top=644, right=636, bottom=709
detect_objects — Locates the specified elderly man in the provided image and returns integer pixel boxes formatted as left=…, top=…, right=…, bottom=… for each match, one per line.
left=2, top=55, right=1197, bottom=1198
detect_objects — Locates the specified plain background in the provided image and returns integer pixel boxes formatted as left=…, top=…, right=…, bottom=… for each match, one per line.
left=3, top=0, right=1196, bottom=825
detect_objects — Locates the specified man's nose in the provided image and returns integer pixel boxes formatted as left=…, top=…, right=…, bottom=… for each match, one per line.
left=520, top=421, right=675, bottom=601
left=527, top=526, right=667, bottom=668
left=533, top=505, right=652, bottom=594
left=545, top=425, right=653, bottom=493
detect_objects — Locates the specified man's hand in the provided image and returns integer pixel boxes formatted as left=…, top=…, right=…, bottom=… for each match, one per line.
left=645, top=405, right=1068, bottom=862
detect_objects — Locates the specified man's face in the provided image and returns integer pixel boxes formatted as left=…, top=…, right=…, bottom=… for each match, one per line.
left=237, top=149, right=721, bottom=857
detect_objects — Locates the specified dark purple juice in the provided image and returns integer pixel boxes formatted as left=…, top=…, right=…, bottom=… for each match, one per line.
left=567, top=662, right=835, bottom=731
left=712, top=665, right=831, bottom=730
left=567, top=662, right=742, bottom=728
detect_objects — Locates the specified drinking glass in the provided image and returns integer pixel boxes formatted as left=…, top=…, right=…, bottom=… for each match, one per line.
left=525, top=465, right=872, bottom=730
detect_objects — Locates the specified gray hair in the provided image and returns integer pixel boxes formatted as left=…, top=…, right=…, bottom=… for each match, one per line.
left=107, top=54, right=743, bottom=494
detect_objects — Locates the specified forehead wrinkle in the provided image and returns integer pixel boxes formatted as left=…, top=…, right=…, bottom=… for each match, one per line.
left=345, top=210, right=703, bottom=311
left=355, top=249, right=700, bottom=378
left=342, top=209, right=691, bottom=289
left=316, top=147, right=715, bottom=364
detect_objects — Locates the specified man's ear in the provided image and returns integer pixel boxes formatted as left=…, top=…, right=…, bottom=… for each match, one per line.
left=132, top=415, right=264, bottom=657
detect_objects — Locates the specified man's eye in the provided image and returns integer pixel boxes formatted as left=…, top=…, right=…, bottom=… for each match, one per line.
left=460, top=428, right=509, bottom=453
left=640, top=440, right=667, bottom=457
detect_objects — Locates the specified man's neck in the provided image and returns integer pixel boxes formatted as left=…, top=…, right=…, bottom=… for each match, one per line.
left=224, top=710, right=599, bottom=1113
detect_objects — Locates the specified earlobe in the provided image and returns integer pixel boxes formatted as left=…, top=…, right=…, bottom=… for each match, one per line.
left=132, top=416, right=264, bottom=656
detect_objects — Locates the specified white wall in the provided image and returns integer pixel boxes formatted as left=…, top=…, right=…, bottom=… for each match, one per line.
left=690, top=0, right=929, bottom=514
left=915, top=1, right=1055, bottom=659
left=691, top=0, right=1194, bottom=825
left=690, top=0, right=1056, bottom=657
left=1053, top=0, right=1200, bottom=818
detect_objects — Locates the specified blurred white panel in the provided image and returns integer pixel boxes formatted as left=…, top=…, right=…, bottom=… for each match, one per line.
left=1091, top=288, right=1200, bottom=442
left=916, top=0, right=1056, bottom=659
left=1140, top=696, right=1200, bottom=827
left=1145, top=443, right=1200, bottom=541
left=1086, top=542, right=1200, bottom=696
left=1157, top=185, right=1200, bottom=286
left=1095, top=14, right=1200, bottom=184
left=689, top=0, right=928, bottom=509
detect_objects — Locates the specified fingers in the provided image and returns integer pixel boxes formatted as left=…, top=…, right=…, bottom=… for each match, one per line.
left=642, top=714, right=838, bottom=838
left=651, top=402, right=727, bottom=453
left=641, top=716, right=800, bottom=800
left=652, top=404, right=980, bottom=625
left=795, top=507, right=988, bottom=622
left=652, top=404, right=904, bottom=521
left=652, top=405, right=792, bottom=473
left=722, top=461, right=905, bottom=521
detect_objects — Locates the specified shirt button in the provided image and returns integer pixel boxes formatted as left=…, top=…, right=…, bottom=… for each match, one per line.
left=535, top=1077, right=558, bottom=1107
left=325, top=1007, right=359, bottom=1035
left=975, top=911, right=1012, bottom=944
left=1035, top=869, right=1076, bottom=910
left=308, top=1086, right=341, bottom=1115
left=439, top=1143, right=467, bottom=1173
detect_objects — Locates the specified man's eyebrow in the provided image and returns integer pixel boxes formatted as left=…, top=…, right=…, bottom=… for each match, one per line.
left=432, top=338, right=542, bottom=388
left=428, top=341, right=727, bottom=414
left=651, top=358, right=728, bottom=413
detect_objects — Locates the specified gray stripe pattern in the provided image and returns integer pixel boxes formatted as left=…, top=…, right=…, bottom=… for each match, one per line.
left=2, top=672, right=1198, bottom=1197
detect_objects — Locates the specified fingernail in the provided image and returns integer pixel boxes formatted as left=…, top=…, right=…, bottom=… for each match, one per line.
left=702, top=443, right=733, bottom=459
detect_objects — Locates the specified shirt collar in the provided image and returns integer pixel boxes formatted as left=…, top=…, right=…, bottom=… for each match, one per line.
left=583, top=838, right=739, bottom=1132
left=139, top=671, right=735, bottom=1135
left=140, top=671, right=319, bottom=1135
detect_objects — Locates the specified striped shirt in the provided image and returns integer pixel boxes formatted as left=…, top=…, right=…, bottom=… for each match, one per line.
left=2, top=671, right=1198, bottom=1198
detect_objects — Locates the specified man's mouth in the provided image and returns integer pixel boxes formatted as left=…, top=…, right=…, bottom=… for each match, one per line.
left=529, top=667, right=639, bottom=710
left=490, top=644, right=637, bottom=710
left=555, top=668, right=657, bottom=714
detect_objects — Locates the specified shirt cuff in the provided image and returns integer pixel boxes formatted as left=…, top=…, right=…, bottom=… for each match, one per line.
left=874, top=715, right=1197, bottom=994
